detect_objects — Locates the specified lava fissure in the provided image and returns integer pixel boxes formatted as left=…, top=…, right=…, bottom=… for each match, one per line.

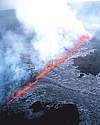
left=7, top=34, right=90, bottom=106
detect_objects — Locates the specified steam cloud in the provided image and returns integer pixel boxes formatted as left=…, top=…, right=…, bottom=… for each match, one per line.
left=0, top=0, right=89, bottom=61
left=14, top=0, right=87, bottom=62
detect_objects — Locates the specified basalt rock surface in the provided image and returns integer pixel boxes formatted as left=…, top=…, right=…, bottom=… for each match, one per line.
left=0, top=101, right=79, bottom=125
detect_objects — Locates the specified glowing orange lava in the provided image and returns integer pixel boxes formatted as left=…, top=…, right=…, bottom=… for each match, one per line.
left=7, top=34, right=90, bottom=105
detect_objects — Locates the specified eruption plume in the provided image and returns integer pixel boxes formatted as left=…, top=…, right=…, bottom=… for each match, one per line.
left=0, top=0, right=92, bottom=63
left=14, top=0, right=87, bottom=62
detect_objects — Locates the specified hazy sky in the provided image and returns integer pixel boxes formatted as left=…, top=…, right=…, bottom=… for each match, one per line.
left=0, top=0, right=15, bottom=10
left=0, top=0, right=99, bottom=10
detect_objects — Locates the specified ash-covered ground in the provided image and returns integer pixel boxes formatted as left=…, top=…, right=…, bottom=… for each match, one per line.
left=0, top=2, right=100, bottom=125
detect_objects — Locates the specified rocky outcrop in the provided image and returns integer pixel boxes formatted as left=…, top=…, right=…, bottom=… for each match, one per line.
left=0, top=101, right=79, bottom=125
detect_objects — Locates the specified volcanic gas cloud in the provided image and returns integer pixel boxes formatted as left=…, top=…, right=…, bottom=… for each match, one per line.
left=0, top=0, right=91, bottom=65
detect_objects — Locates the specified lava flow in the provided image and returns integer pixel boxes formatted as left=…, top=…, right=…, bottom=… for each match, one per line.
left=7, top=34, right=90, bottom=105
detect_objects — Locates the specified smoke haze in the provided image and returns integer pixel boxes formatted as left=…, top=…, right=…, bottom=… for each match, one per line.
left=15, top=0, right=88, bottom=61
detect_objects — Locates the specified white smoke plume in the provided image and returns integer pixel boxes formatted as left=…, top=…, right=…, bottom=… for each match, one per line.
left=0, top=0, right=97, bottom=69
left=11, top=0, right=87, bottom=62
left=1, top=0, right=96, bottom=63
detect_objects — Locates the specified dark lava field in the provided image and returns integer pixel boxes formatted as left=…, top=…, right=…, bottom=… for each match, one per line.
left=0, top=2, right=100, bottom=125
